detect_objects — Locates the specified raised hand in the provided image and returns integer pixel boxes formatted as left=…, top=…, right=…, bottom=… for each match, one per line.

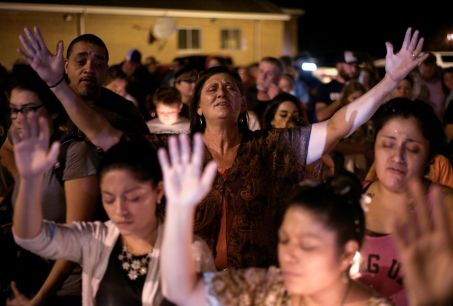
left=158, top=134, right=217, bottom=208
left=17, top=26, right=65, bottom=87
left=10, top=113, right=60, bottom=179
left=393, top=179, right=453, bottom=306
left=384, top=28, right=428, bottom=83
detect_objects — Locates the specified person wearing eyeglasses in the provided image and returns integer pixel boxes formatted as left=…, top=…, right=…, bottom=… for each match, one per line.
left=3, top=65, right=100, bottom=306
left=173, top=67, right=198, bottom=118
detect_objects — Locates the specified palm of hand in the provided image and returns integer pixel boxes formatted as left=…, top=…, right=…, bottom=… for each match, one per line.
left=14, top=140, right=53, bottom=178
left=395, top=182, right=453, bottom=306
left=10, top=115, right=60, bottom=179
left=164, top=165, right=209, bottom=208
left=31, top=50, right=64, bottom=85
left=18, top=26, right=64, bottom=85
left=385, top=51, right=415, bottom=81
left=158, top=134, right=218, bottom=209
left=385, top=28, right=427, bottom=82
left=403, top=233, right=453, bottom=303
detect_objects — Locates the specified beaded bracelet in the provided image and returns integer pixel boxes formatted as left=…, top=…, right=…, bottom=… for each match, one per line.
left=48, top=75, right=65, bottom=88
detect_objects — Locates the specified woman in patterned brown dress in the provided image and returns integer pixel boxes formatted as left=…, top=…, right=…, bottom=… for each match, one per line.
left=160, top=134, right=391, bottom=306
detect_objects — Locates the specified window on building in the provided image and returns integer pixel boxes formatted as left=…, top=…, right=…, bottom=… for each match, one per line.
left=220, top=29, right=241, bottom=50
left=178, top=28, right=201, bottom=50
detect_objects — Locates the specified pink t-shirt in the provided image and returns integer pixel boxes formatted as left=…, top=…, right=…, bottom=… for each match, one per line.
left=360, top=234, right=406, bottom=306
left=359, top=181, right=435, bottom=306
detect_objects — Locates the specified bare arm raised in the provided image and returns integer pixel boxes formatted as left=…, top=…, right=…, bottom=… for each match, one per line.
left=11, top=113, right=60, bottom=239
left=159, top=134, right=217, bottom=306
left=307, top=28, right=428, bottom=164
left=17, top=26, right=121, bottom=151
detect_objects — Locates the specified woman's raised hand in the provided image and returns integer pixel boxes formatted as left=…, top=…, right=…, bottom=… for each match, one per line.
left=384, top=27, right=428, bottom=83
left=10, top=113, right=60, bottom=179
left=394, top=179, right=453, bottom=306
left=158, top=134, right=217, bottom=208
left=17, top=26, right=65, bottom=87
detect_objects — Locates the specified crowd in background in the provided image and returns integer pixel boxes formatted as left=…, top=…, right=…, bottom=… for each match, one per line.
left=0, top=26, right=452, bottom=306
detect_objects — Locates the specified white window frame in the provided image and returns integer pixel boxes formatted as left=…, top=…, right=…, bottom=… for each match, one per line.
left=220, top=28, right=241, bottom=50
left=177, top=28, right=201, bottom=51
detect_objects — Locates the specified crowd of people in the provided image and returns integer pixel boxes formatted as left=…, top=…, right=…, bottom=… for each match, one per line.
left=0, top=25, right=452, bottom=306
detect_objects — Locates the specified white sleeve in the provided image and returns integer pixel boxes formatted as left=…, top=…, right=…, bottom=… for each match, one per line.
left=307, top=121, right=327, bottom=165
left=13, top=220, right=95, bottom=264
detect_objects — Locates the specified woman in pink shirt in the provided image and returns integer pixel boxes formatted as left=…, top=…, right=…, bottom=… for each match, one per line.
left=359, top=98, right=453, bottom=306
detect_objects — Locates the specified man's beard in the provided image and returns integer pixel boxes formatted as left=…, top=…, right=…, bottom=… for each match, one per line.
left=78, top=83, right=100, bottom=101
left=338, top=69, right=353, bottom=82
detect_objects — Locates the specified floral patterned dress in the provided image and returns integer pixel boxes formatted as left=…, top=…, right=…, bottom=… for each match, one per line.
left=204, top=266, right=393, bottom=306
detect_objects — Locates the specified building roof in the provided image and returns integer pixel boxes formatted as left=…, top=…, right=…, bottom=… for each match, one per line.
left=0, top=0, right=291, bottom=20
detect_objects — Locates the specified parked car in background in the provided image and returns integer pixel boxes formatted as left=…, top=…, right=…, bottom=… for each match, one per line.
left=432, top=51, right=453, bottom=68
left=374, top=51, right=453, bottom=71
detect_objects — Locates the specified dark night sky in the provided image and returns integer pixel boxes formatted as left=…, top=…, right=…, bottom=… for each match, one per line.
left=271, top=0, right=452, bottom=62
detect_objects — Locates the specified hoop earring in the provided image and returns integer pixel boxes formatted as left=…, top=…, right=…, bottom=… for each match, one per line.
left=238, top=112, right=247, bottom=126
left=199, top=115, right=206, bottom=129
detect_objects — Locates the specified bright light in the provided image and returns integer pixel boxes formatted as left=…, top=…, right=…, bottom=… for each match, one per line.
left=447, top=33, right=453, bottom=42
left=301, top=62, right=317, bottom=71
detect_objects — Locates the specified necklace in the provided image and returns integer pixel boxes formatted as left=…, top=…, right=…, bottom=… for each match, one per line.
left=118, top=244, right=152, bottom=280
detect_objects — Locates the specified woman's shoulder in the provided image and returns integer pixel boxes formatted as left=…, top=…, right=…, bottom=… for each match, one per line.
left=352, top=281, right=395, bottom=306
left=204, top=266, right=287, bottom=305
left=242, top=127, right=312, bottom=150
left=204, top=266, right=283, bottom=290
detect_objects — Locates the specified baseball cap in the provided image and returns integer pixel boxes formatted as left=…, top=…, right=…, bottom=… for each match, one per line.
left=336, top=50, right=358, bottom=64
left=125, top=48, right=142, bottom=64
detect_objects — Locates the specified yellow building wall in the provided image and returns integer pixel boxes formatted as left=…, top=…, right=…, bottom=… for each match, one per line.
left=257, top=21, right=284, bottom=60
left=85, top=15, right=285, bottom=66
left=0, top=10, right=286, bottom=69
left=0, top=10, right=78, bottom=69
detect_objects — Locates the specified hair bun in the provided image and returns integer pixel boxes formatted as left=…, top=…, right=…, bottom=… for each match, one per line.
left=328, top=172, right=362, bottom=202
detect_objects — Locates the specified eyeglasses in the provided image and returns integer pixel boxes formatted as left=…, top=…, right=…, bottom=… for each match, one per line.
left=10, top=104, right=45, bottom=119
